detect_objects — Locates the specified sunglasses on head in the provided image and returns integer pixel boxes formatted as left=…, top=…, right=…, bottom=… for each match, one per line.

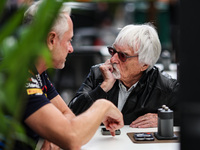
left=107, top=46, right=138, bottom=62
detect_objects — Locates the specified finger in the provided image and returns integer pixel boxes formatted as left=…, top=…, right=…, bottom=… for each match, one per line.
left=102, top=60, right=112, bottom=69
left=105, top=123, right=115, bottom=131
left=137, top=121, right=156, bottom=128
left=41, top=140, right=51, bottom=150
left=104, top=121, right=114, bottom=130
left=130, top=120, right=149, bottom=128
left=130, top=113, right=156, bottom=125
left=130, top=119, right=157, bottom=128
left=50, top=143, right=60, bottom=150
left=138, top=124, right=153, bottom=128
left=106, top=64, right=114, bottom=72
left=100, top=64, right=113, bottom=74
left=109, top=123, right=118, bottom=130
left=105, top=121, right=121, bottom=132
left=110, top=131, right=115, bottom=136
left=104, top=59, right=111, bottom=65
left=130, top=116, right=146, bottom=125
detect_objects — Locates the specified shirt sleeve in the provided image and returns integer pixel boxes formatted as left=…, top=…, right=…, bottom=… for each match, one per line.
left=23, top=72, right=58, bottom=120
left=23, top=94, right=50, bottom=120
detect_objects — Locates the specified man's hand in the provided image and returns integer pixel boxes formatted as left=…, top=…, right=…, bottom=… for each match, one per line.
left=102, top=102, right=124, bottom=136
left=130, top=113, right=158, bottom=128
left=41, top=140, right=60, bottom=150
left=100, top=59, right=116, bottom=92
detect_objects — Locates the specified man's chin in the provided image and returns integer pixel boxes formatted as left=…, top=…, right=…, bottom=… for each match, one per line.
left=54, top=63, right=65, bottom=69
left=60, top=64, right=65, bottom=69
left=112, top=64, right=121, bottom=79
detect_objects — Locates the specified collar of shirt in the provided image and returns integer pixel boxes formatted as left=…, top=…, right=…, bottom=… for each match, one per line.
left=118, top=81, right=138, bottom=93
left=117, top=81, right=138, bottom=111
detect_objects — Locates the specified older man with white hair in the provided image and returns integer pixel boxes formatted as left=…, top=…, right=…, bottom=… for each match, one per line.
left=69, top=23, right=180, bottom=128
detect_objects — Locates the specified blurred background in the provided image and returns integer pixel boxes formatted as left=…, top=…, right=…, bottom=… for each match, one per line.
left=0, top=0, right=180, bottom=104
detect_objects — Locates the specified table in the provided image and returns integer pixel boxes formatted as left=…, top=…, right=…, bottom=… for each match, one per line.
left=81, top=125, right=180, bottom=150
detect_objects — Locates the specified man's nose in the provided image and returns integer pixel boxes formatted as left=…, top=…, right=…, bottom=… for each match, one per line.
left=68, top=43, right=74, bottom=53
left=110, top=53, right=119, bottom=64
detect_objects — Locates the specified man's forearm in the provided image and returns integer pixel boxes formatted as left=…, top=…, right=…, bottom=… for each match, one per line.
left=51, top=96, right=112, bottom=146
left=25, top=99, right=123, bottom=150
left=70, top=99, right=123, bottom=146
left=70, top=100, right=112, bottom=144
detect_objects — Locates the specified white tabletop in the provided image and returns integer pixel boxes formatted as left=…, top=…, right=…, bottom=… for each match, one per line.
left=81, top=125, right=180, bottom=150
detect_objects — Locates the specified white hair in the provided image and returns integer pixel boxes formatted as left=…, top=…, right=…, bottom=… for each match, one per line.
left=113, top=23, right=161, bottom=71
left=24, top=0, right=71, bottom=38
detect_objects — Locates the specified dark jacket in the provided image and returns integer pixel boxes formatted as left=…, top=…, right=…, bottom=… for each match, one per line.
left=68, top=64, right=180, bottom=125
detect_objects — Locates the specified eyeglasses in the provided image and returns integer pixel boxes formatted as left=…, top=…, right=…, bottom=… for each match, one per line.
left=107, top=46, right=138, bottom=62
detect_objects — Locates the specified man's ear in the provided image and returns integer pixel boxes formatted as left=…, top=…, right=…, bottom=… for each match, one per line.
left=47, top=32, right=56, bottom=50
left=141, top=64, right=149, bottom=72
